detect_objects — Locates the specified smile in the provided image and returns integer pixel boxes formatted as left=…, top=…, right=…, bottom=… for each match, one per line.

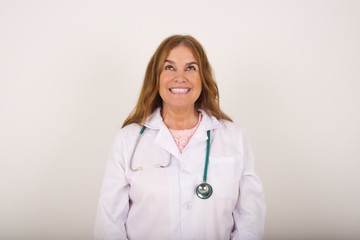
left=169, top=88, right=190, bottom=94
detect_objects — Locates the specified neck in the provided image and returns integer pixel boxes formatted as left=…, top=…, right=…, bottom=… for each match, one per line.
left=161, top=106, right=199, bottom=130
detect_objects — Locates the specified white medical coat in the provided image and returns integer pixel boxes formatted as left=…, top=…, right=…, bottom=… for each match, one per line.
left=94, top=109, right=266, bottom=240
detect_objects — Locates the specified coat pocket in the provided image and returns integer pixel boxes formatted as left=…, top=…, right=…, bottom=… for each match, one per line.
left=208, top=157, right=239, bottom=200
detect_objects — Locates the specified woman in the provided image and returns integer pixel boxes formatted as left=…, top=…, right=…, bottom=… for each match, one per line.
left=94, top=35, right=266, bottom=240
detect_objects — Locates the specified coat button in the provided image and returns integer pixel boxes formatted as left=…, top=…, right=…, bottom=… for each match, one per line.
left=184, top=202, right=192, bottom=210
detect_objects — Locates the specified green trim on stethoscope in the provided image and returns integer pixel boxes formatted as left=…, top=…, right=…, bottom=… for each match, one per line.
left=131, top=125, right=213, bottom=199
left=139, top=125, right=146, bottom=134
left=203, top=130, right=210, bottom=182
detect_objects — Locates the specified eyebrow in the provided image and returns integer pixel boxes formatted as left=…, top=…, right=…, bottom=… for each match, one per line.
left=164, top=59, right=198, bottom=66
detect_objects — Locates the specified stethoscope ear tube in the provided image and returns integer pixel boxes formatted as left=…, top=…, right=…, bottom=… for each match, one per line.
left=129, top=126, right=147, bottom=171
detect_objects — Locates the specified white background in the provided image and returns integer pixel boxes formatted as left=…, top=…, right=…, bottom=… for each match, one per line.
left=1, top=0, right=359, bottom=239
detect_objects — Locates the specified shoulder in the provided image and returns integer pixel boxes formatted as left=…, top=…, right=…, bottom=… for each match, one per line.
left=213, top=119, right=251, bottom=147
left=112, top=123, right=142, bottom=145
left=120, top=123, right=142, bottom=134
left=218, top=119, right=245, bottom=136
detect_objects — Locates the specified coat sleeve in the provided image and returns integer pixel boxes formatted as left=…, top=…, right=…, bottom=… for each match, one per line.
left=94, top=132, right=130, bottom=240
left=231, top=131, right=266, bottom=240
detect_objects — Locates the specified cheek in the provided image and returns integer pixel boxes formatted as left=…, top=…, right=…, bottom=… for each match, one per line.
left=193, top=76, right=202, bottom=90
left=158, top=74, right=169, bottom=97
left=159, top=73, right=166, bottom=89
left=159, top=72, right=172, bottom=85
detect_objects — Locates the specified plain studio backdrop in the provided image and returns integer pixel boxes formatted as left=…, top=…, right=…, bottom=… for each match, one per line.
left=1, top=0, right=359, bottom=239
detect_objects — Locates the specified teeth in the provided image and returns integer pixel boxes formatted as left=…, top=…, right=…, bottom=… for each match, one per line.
left=170, top=88, right=190, bottom=94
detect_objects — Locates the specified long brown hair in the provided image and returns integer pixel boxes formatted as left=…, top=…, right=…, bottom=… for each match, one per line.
left=122, top=35, right=232, bottom=127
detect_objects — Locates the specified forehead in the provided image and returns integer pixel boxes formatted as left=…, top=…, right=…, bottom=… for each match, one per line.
left=166, top=45, right=197, bottom=61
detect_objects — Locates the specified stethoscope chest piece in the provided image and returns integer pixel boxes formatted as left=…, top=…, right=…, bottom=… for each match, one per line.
left=196, top=182, right=213, bottom=199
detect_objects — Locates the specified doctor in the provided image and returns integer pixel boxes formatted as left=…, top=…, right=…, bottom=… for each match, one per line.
left=94, top=35, right=266, bottom=240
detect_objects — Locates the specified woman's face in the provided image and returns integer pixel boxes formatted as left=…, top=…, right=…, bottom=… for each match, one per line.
left=159, top=45, right=202, bottom=111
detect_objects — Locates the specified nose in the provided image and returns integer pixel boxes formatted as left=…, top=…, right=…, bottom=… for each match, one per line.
left=174, top=72, right=187, bottom=83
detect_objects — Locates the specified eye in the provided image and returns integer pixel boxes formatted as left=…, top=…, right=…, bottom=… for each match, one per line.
left=164, top=65, right=175, bottom=71
left=186, top=65, right=197, bottom=71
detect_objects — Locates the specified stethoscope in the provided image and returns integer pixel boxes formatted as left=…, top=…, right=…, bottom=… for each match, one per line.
left=130, top=125, right=213, bottom=199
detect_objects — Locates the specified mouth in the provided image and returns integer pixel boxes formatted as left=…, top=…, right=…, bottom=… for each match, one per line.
left=169, top=88, right=191, bottom=94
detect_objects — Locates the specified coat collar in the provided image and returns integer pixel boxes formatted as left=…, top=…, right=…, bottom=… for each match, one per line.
left=143, top=108, right=222, bottom=158
left=144, top=108, right=222, bottom=131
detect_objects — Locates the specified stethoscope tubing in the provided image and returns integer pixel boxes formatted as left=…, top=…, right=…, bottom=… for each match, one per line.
left=203, top=130, right=211, bottom=182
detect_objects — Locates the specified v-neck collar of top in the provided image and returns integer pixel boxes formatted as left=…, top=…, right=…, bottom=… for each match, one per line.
left=144, top=108, right=222, bottom=158
left=168, top=113, right=202, bottom=153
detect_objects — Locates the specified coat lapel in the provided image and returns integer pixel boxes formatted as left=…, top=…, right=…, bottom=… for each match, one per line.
left=144, top=108, right=222, bottom=158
